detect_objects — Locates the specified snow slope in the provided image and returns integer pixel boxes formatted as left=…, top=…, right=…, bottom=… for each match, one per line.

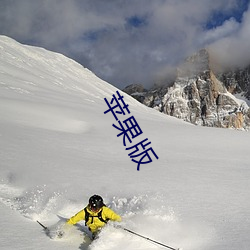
left=0, top=35, right=250, bottom=250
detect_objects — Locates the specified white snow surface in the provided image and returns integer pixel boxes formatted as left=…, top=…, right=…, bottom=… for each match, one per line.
left=0, top=35, right=250, bottom=250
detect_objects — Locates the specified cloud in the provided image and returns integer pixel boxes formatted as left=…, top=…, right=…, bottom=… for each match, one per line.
left=209, top=4, right=250, bottom=68
left=0, top=0, right=249, bottom=88
left=200, top=18, right=240, bottom=45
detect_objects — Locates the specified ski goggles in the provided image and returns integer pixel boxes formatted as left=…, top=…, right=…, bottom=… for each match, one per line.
left=89, top=205, right=101, bottom=212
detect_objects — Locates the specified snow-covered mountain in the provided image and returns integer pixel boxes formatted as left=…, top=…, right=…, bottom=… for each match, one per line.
left=124, top=49, right=250, bottom=130
left=0, top=36, right=250, bottom=250
left=217, top=65, right=250, bottom=100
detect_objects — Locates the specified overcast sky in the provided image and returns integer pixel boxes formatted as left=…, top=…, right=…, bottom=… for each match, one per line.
left=0, top=0, right=249, bottom=89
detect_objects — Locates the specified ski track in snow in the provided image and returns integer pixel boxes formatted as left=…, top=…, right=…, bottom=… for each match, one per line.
left=0, top=99, right=91, bottom=134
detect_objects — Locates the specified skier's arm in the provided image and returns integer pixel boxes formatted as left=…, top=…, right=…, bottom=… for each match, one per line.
left=104, top=207, right=122, bottom=222
left=67, top=209, right=85, bottom=225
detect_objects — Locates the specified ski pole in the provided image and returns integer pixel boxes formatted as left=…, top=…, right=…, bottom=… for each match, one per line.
left=122, top=227, right=180, bottom=250
left=37, top=220, right=48, bottom=231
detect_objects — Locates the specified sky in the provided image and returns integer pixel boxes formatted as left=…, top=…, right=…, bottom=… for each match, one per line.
left=0, top=0, right=249, bottom=89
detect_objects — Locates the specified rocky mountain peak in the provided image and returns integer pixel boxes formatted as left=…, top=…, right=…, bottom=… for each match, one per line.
left=177, top=49, right=210, bottom=78
left=123, top=49, right=250, bottom=130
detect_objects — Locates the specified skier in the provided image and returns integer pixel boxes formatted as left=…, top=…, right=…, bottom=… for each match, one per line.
left=66, top=194, right=121, bottom=239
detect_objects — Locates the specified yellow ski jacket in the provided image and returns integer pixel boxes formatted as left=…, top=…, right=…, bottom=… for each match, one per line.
left=67, top=206, right=121, bottom=233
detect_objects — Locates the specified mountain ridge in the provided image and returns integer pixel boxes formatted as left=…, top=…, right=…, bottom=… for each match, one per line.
left=123, top=49, right=250, bottom=130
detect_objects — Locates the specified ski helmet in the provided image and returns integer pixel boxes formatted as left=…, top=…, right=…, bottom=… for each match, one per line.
left=89, top=195, right=104, bottom=210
